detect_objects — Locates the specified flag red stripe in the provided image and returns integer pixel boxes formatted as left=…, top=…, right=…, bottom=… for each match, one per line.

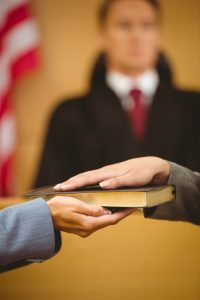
left=0, top=93, right=9, bottom=119
left=0, top=49, right=38, bottom=118
left=0, top=156, right=14, bottom=197
left=0, top=1, right=39, bottom=196
left=0, top=4, right=30, bottom=52
left=0, top=4, right=30, bottom=37
left=12, top=48, right=39, bottom=80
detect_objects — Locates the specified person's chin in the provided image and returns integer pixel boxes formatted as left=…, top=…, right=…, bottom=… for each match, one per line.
left=123, top=61, right=147, bottom=73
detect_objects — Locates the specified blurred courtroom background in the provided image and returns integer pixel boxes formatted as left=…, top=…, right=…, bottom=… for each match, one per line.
left=1, top=0, right=200, bottom=300
left=14, top=0, right=200, bottom=194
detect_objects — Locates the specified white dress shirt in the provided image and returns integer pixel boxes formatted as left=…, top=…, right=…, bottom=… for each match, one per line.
left=106, top=69, right=159, bottom=111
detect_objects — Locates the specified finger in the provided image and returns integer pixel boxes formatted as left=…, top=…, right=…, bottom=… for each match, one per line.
left=64, top=208, right=135, bottom=237
left=99, top=170, right=153, bottom=189
left=54, top=170, right=114, bottom=191
left=55, top=196, right=111, bottom=217
left=86, top=208, right=135, bottom=231
left=73, top=201, right=111, bottom=217
left=99, top=173, right=134, bottom=189
left=52, top=205, right=111, bottom=233
left=54, top=170, right=108, bottom=191
left=54, top=163, right=129, bottom=191
left=106, top=208, right=136, bottom=224
left=58, top=226, right=90, bottom=238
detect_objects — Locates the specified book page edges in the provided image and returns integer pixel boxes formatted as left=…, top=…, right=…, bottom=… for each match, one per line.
left=0, top=186, right=175, bottom=210
left=38, top=187, right=175, bottom=208
left=146, top=186, right=175, bottom=207
left=28, top=191, right=146, bottom=207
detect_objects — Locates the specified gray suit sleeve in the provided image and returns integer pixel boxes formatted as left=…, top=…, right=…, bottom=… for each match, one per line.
left=144, top=162, right=200, bottom=225
left=0, top=198, right=61, bottom=271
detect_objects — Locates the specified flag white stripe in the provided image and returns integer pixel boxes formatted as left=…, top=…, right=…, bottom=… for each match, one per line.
left=0, top=0, right=38, bottom=195
left=0, top=113, right=16, bottom=160
left=0, top=20, right=40, bottom=98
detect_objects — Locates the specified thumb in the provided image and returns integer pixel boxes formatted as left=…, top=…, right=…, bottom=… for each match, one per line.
left=78, top=202, right=111, bottom=217
left=89, top=205, right=111, bottom=217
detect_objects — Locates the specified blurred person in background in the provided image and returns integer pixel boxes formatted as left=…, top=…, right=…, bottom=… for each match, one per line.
left=34, top=0, right=200, bottom=188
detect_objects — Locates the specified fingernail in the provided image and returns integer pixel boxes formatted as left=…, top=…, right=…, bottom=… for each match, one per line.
left=60, top=183, right=73, bottom=190
left=54, top=184, right=62, bottom=190
left=100, top=181, right=111, bottom=188
left=103, top=209, right=112, bottom=215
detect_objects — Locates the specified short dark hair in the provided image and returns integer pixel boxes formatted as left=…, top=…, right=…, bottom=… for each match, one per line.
left=98, top=0, right=161, bottom=25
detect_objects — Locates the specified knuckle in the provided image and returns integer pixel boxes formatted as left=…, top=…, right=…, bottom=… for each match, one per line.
left=52, top=196, right=61, bottom=202
left=85, top=223, right=93, bottom=232
left=111, top=216, right=119, bottom=225
left=79, top=231, right=90, bottom=238
left=69, top=201, right=82, bottom=212
left=110, top=179, right=119, bottom=188
left=82, top=220, right=93, bottom=232
left=93, top=206, right=103, bottom=216
left=83, top=172, right=93, bottom=181
left=100, top=166, right=107, bottom=173
left=98, top=166, right=111, bottom=178
left=78, top=214, right=86, bottom=224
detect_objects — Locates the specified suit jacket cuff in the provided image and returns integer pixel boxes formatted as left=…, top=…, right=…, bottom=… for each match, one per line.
left=144, top=162, right=200, bottom=224
left=25, top=199, right=62, bottom=263
left=0, top=199, right=61, bottom=269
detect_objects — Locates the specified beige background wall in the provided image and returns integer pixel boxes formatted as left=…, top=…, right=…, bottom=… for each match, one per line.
left=1, top=1, right=200, bottom=300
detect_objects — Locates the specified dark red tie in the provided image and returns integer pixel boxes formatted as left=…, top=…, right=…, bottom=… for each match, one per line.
left=129, top=88, right=149, bottom=141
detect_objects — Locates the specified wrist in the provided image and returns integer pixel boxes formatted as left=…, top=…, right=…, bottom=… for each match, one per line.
left=152, top=157, right=170, bottom=184
left=47, top=199, right=57, bottom=228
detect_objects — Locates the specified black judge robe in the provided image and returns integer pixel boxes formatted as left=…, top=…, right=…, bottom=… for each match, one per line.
left=34, top=77, right=200, bottom=188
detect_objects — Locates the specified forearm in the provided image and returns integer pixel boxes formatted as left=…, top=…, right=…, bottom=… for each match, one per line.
left=0, top=199, right=61, bottom=271
left=144, top=162, right=200, bottom=225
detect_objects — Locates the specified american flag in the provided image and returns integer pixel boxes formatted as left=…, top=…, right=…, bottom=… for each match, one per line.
left=0, top=0, right=39, bottom=196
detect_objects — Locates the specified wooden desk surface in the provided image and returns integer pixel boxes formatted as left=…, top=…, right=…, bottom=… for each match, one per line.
left=0, top=198, right=200, bottom=300
left=0, top=212, right=199, bottom=300
left=0, top=197, right=27, bottom=210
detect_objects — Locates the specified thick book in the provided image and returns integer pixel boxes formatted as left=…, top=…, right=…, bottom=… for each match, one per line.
left=26, top=185, right=175, bottom=208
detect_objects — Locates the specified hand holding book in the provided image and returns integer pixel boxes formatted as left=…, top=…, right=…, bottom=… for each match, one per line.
left=47, top=197, right=135, bottom=238
left=48, top=157, right=173, bottom=210
left=54, top=157, right=170, bottom=192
